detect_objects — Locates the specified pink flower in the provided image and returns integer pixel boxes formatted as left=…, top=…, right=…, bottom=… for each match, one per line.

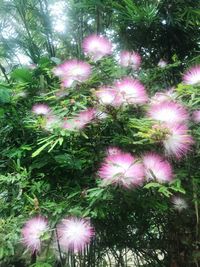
left=172, top=196, right=188, bottom=212
left=98, top=149, right=145, bottom=188
left=161, top=123, right=194, bottom=158
left=120, top=51, right=141, bottom=69
left=192, top=110, right=200, bottom=122
left=172, top=196, right=188, bottom=211
left=62, top=79, right=74, bottom=88
left=143, top=152, right=173, bottom=183
left=115, top=77, right=148, bottom=105
left=106, top=146, right=121, bottom=156
left=53, top=60, right=91, bottom=87
left=76, top=108, right=96, bottom=128
left=63, top=108, right=96, bottom=130
left=32, top=104, right=50, bottom=115
left=147, top=101, right=188, bottom=124
left=21, top=216, right=48, bottom=252
left=62, top=118, right=80, bottom=131
left=183, top=65, right=200, bottom=85
left=95, top=87, right=122, bottom=106
left=158, top=59, right=167, bottom=68
left=82, top=34, right=112, bottom=61
left=56, top=217, right=94, bottom=252
left=27, top=64, right=37, bottom=70
left=44, top=115, right=61, bottom=131
left=150, top=88, right=177, bottom=104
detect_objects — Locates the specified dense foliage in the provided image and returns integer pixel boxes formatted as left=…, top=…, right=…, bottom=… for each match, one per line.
left=0, top=0, right=200, bottom=267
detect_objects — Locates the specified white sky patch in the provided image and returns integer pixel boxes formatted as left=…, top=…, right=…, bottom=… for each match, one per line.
left=49, top=1, right=68, bottom=33
left=105, top=29, right=119, bottom=60
left=87, top=18, right=95, bottom=25
left=16, top=53, right=31, bottom=65
left=1, top=21, right=17, bottom=39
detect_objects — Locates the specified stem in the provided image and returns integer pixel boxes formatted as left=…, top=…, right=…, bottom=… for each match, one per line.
left=31, top=251, right=37, bottom=265
left=55, top=228, right=64, bottom=267
left=0, top=63, right=10, bottom=84
left=193, top=178, right=199, bottom=267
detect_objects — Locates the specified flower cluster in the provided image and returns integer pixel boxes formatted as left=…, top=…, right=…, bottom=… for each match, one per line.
left=50, top=34, right=197, bottom=181
left=32, top=104, right=101, bottom=132
left=183, top=65, right=200, bottom=85
left=53, top=60, right=91, bottom=88
left=62, top=108, right=97, bottom=131
left=147, top=87, right=194, bottom=159
left=56, top=217, right=94, bottom=252
left=26, top=35, right=199, bottom=258
left=120, top=51, right=141, bottom=69
left=98, top=149, right=145, bottom=188
left=21, top=216, right=94, bottom=254
left=21, top=216, right=48, bottom=253
left=147, top=101, right=188, bottom=124
left=143, top=152, right=173, bottom=183
left=32, top=104, right=51, bottom=115
left=98, top=148, right=174, bottom=188
left=150, top=88, right=177, bottom=104
left=161, top=123, right=194, bottom=159
left=95, top=77, right=148, bottom=107
left=82, top=34, right=112, bottom=61
left=33, top=36, right=198, bottom=174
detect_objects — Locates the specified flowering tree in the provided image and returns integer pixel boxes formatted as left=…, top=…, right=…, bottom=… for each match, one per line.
left=0, top=1, right=200, bottom=267
left=0, top=32, right=199, bottom=266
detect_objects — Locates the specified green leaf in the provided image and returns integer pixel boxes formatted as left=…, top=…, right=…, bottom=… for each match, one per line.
left=144, top=182, right=161, bottom=189
left=51, top=57, right=61, bottom=65
left=31, top=263, right=52, bottom=267
left=0, top=84, right=11, bottom=104
left=158, top=187, right=172, bottom=197
left=11, top=68, right=32, bottom=82
left=0, top=247, right=4, bottom=260
left=32, top=141, right=53, bottom=157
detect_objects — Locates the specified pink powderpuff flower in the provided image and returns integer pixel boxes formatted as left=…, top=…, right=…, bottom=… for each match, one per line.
left=63, top=108, right=97, bottom=130
left=192, top=110, right=200, bottom=122
left=172, top=196, right=188, bottom=212
left=183, top=65, right=200, bottom=85
left=95, top=87, right=122, bottom=106
left=161, top=123, right=194, bottom=158
left=21, top=216, right=48, bottom=253
left=98, top=150, right=145, bottom=188
left=115, top=77, right=148, bottom=105
left=143, top=152, right=173, bottom=183
left=62, top=118, right=79, bottom=131
left=82, top=34, right=112, bottom=61
left=120, top=51, right=131, bottom=67
left=44, top=115, right=61, bottom=131
left=158, top=59, right=167, bottom=68
left=26, top=63, right=37, bottom=70
left=147, top=101, right=188, bottom=124
left=62, top=79, right=74, bottom=88
left=120, top=51, right=141, bottom=69
left=106, top=146, right=122, bottom=156
left=75, top=108, right=97, bottom=128
left=150, top=88, right=177, bottom=104
left=56, top=217, right=94, bottom=252
left=32, top=104, right=50, bottom=115
left=53, top=60, right=91, bottom=87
